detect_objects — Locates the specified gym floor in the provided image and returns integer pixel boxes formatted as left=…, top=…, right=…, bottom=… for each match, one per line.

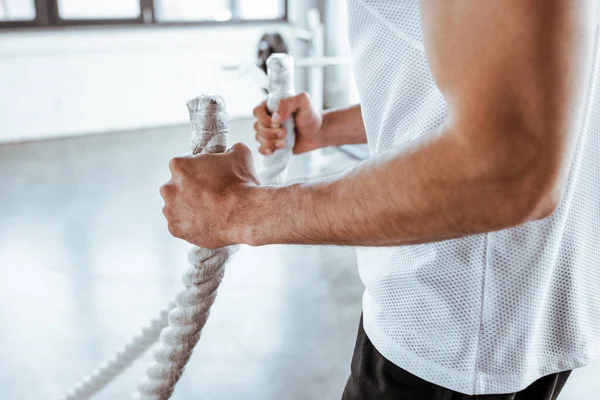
left=0, top=120, right=598, bottom=399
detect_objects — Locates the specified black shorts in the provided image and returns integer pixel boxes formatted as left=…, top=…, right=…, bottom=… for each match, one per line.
left=342, top=317, right=571, bottom=400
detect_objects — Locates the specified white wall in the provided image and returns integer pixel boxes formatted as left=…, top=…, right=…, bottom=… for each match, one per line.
left=0, top=23, right=295, bottom=143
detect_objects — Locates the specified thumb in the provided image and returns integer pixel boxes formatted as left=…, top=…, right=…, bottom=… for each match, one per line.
left=272, top=92, right=311, bottom=127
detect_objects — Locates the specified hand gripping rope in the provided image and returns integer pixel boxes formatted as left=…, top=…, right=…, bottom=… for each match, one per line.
left=57, top=53, right=296, bottom=400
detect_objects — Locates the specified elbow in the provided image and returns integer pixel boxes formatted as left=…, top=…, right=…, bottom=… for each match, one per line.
left=453, top=111, right=571, bottom=228
left=493, top=166, right=564, bottom=229
left=484, top=181, right=562, bottom=232
left=469, top=135, right=566, bottom=229
left=525, top=182, right=563, bottom=221
left=514, top=138, right=566, bottom=223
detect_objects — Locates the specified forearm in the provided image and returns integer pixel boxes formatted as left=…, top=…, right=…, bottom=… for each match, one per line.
left=320, top=104, right=367, bottom=148
left=239, top=122, right=554, bottom=247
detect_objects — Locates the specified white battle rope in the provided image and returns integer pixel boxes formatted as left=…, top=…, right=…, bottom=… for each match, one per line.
left=260, top=53, right=296, bottom=185
left=58, top=304, right=175, bottom=400
left=58, top=54, right=295, bottom=400
left=134, top=96, right=235, bottom=400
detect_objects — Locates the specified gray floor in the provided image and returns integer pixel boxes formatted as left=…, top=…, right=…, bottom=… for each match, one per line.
left=0, top=120, right=363, bottom=400
left=1, top=120, right=599, bottom=399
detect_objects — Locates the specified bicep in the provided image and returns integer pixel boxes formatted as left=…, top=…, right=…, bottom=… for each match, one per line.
left=419, top=0, right=596, bottom=139
left=419, top=0, right=597, bottom=198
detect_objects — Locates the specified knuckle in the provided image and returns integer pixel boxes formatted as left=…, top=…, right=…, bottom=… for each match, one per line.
left=167, top=222, right=181, bottom=238
left=258, top=125, right=269, bottom=137
left=232, top=142, right=251, bottom=155
left=258, top=146, right=268, bottom=155
left=159, top=183, right=174, bottom=198
left=266, top=129, right=281, bottom=139
left=258, top=128, right=271, bottom=139
left=168, top=157, right=184, bottom=172
left=253, top=102, right=268, bottom=117
left=298, top=91, right=311, bottom=105
left=279, top=97, right=290, bottom=108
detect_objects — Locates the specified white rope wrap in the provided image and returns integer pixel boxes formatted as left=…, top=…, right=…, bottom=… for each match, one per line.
left=187, top=95, right=229, bottom=155
left=59, top=69, right=295, bottom=398
left=260, top=53, right=296, bottom=185
left=58, top=304, right=175, bottom=400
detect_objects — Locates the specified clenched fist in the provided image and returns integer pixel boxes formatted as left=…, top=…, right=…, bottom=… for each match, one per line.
left=253, top=92, right=323, bottom=155
left=160, top=143, right=260, bottom=248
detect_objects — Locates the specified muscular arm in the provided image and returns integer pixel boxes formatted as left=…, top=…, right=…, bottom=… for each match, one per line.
left=236, top=0, right=596, bottom=247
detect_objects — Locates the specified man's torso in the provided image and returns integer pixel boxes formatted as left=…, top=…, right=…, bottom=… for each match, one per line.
left=348, top=0, right=600, bottom=395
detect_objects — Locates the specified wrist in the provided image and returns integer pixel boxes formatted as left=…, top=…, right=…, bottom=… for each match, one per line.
left=231, top=178, right=337, bottom=246
left=230, top=185, right=278, bottom=246
left=318, top=110, right=335, bottom=148
left=315, top=104, right=366, bottom=149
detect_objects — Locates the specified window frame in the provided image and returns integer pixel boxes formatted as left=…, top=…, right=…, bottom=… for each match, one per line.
left=0, top=0, right=288, bottom=30
left=0, top=0, right=50, bottom=28
left=49, top=0, right=145, bottom=27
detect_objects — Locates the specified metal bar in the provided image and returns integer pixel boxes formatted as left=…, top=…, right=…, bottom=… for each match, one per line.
left=307, top=8, right=324, bottom=110
left=222, top=56, right=351, bottom=71
left=294, top=55, right=351, bottom=67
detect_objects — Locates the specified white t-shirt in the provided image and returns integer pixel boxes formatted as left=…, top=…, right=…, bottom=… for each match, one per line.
left=348, top=0, right=600, bottom=395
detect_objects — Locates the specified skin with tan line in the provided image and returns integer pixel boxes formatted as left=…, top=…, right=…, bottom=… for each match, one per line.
left=160, top=0, right=597, bottom=249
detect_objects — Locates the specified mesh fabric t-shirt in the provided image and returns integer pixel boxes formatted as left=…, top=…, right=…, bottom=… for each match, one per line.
left=348, top=0, right=600, bottom=395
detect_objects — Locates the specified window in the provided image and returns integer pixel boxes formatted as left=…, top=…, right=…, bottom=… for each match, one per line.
left=0, top=0, right=36, bottom=21
left=154, top=0, right=286, bottom=23
left=57, top=0, right=140, bottom=20
left=154, top=0, right=232, bottom=22
left=0, top=0, right=286, bottom=29
left=237, top=0, right=285, bottom=20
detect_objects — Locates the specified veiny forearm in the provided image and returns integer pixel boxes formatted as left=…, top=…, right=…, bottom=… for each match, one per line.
left=241, top=121, right=551, bottom=247
left=320, top=104, right=367, bottom=148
